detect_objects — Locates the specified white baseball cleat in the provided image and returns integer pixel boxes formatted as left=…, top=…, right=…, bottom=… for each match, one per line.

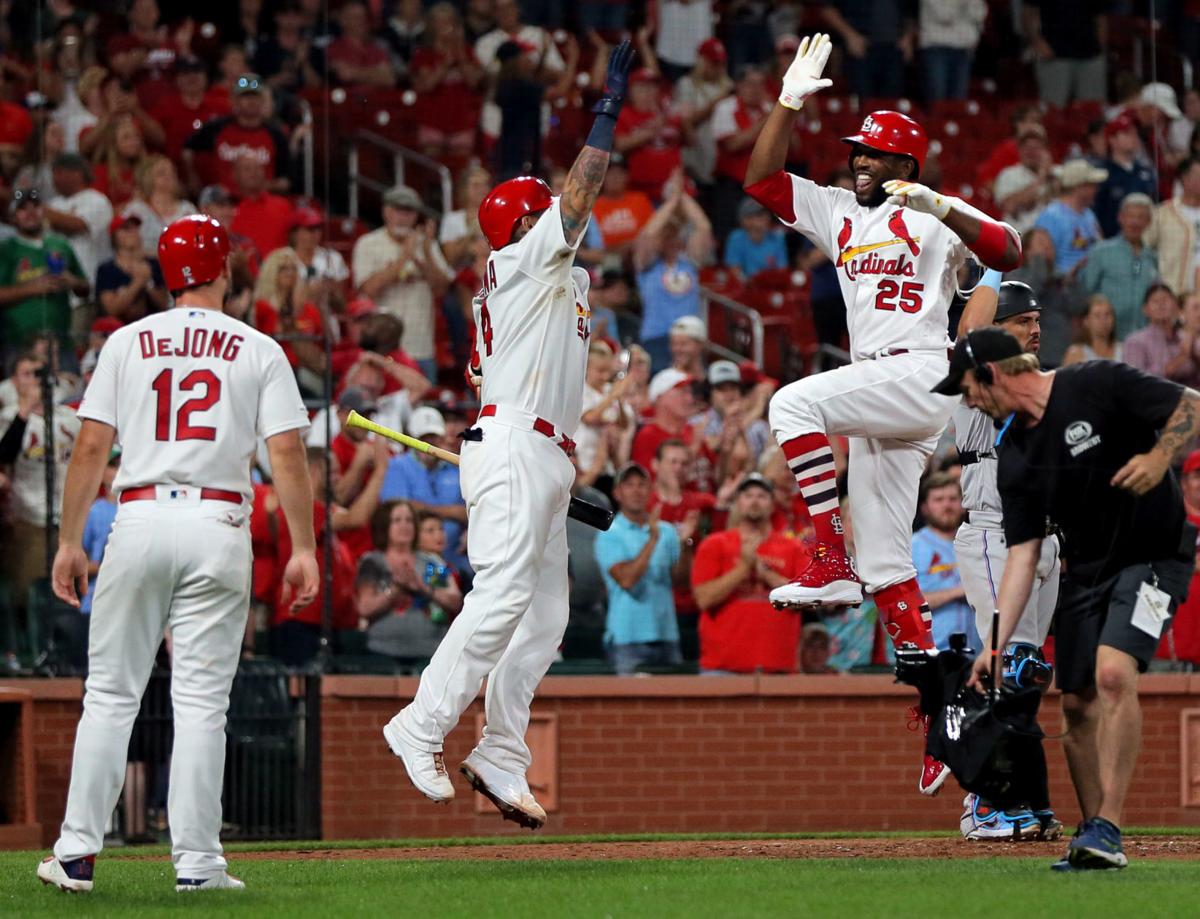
left=461, top=752, right=547, bottom=830
left=960, top=794, right=1041, bottom=841
left=383, top=720, right=455, bottom=803
left=175, top=872, right=246, bottom=892
left=37, top=855, right=94, bottom=893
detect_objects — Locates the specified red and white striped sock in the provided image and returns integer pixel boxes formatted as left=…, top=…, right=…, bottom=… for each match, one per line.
left=781, top=432, right=845, bottom=552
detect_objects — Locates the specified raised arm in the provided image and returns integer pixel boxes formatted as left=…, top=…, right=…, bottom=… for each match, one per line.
left=744, top=34, right=832, bottom=188
left=560, top=40, right=634, bottom=245
left=883, top=180, right=1023, bottom=271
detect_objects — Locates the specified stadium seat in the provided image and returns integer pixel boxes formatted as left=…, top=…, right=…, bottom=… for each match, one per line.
left=747, top=268, right=808, bottom=293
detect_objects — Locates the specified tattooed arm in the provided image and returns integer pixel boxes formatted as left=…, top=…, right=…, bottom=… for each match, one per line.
left=1111, top=388, right=1200, bottom=495
left=560, top=146, right=611, bottom=246
left=562, top=40, right=633, bottom=247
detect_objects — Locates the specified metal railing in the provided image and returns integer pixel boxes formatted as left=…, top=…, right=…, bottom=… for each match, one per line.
left=347, top=130, right=453, bottom=221
left=298, top=96, right=315, bottom=201
left=116, top=662, right=321, bottom=843
left=699, top=286, right=766, bottom=367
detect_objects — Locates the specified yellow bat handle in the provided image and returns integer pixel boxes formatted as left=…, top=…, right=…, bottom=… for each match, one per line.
left=344, top=410, right=461, bottom=467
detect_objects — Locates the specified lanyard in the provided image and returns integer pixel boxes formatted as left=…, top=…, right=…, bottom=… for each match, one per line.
left=993, top=413, right=1015, bottom=449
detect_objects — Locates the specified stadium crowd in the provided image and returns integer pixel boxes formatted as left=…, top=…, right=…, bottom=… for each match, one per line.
left=2, top=0, right=1200, bottom=679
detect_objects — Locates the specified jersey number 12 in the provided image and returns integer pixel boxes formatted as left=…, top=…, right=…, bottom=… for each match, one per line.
left=152, top=368, right=221, bottom=441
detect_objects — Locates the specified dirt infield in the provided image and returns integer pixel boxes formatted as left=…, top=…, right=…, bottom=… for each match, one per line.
left=208, top=836, right=1200, bottom=862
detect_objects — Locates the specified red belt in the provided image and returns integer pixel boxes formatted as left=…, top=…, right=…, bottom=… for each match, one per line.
left=119, top=485, right=243, bottom=504
left=480, top=404, right=576, bottom=456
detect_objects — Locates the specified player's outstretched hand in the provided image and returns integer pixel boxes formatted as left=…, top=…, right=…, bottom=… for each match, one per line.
left=51, top=543, right=89, bottom=608
left=883, top=180, right=951, bottom=219
left=592, top=39, right=634, bottom=116
left=281, top=550, right=320, bottom=611
left=779, top=33, right=833, bottom=111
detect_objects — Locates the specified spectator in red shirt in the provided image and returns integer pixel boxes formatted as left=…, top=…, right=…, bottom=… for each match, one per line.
left=150, top=55, right=231, bottom=164
left=650, top=437, right=716, bottom=633
left=327, top=388, right=392, bottom=561
left=711, top=64, right=771, bottom=242
left=1161, top=449, right=1200, bottom=665
left=268, top=443, right=385, bottom=666
left=327, top=0, right=396, bottom=88
left=198, top=183, right=260, bottom=286
left=410, top=3, right=486, bottom=162
left=183, top=72, right=291, bottom=195
left=230, top=155, right=293, bottom=259
left=615, top=69, right=687, bottom=201
left=692, top=473, right=811, bottom=674
left=631, top=368, right=698, bottom=470
left=89, top=113, right=150, bottom=209
left=590, top=154, right=655, bottom=255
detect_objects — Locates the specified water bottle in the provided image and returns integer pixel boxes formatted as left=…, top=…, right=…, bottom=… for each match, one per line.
left=46, top=251, right=64, bottom=276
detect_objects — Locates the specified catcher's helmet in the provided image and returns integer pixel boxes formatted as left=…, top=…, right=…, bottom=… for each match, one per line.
left=158, top=214, right=230, bottom=291
left=842, top=110, right=928, bottom=172
left=478, top=176, right=554, bottom=250
left=994, top=280, right=1041, bottom=322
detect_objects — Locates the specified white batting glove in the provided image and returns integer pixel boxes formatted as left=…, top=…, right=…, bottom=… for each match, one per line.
left=883, top=180, right=951, bottom=220
left=779, top=33, right=833, bottom=111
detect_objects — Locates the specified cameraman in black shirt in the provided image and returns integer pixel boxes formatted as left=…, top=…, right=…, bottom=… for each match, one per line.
left=932, top=327, right=1200, bottom=872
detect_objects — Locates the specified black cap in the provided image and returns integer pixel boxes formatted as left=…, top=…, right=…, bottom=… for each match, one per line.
left=337, top=387, right=378, bottom=414
left=931, top=327, right=1023, bottom=396
left=615, top=462, right=649, bottom=484
left=736, top=472, right=774, bottom=495
left=994, top=280, right=1040, bottom=322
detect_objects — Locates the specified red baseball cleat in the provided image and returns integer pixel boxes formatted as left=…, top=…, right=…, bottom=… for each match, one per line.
left=919, top=753, right=951, bottom=796
left=769, top=543, right=863, bottom=609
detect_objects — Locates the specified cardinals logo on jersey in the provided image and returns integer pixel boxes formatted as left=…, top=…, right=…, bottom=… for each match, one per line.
left=835, top=210, right=923, bottom=281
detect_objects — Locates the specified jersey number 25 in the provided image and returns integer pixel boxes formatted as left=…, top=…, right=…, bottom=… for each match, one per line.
left=152, top=368, right=221, bottom=441
left=874, top=280, right=924, bottom=313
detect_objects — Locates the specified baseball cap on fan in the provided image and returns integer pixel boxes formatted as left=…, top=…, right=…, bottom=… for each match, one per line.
left=1053, top=159, right=1108, bottom=190
left=1183, top=449, right=1200, bottom=476
left=669, top=315, right=706, bottom=341
left=1140, top=82, right=1183, bottom=120
left=708, top=360, right=742, bottom=387
left=931, top=327, right=1024, bottom=396
left=408, top=405, right=446, bottom=439
left=338, top=387, right=378, bottom=415
left=648, top=368, right=694, bottom=403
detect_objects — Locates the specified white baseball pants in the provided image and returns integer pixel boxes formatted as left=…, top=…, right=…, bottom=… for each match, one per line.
left=54, top=492, right=251, bottom=880
left=394, top=415, right=574, bottom=776
left=955, top=519, right=1060, bottom=648
left=769, top=350, right=957, bottom=592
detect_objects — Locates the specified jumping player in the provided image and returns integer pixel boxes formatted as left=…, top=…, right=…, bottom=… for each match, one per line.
left=743, top=34, right=1022, bottom=795
left=37, top=215, right=319, bottom=893
left=949, top=272, right=1063, bottom=840
left=382, top=41, right=634, bottom=829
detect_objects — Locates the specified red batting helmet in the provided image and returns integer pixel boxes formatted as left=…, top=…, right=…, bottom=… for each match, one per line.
left=478, top=176, right=554, bottom=250
left=158, top=214, right=231, bottom=291
left=842, top=110, right=928, bottom=172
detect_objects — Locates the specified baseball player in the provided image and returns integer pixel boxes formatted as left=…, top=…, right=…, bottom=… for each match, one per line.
left=949, top=272, right=1063, bottom=841
left=37, top=214, right=319, bottom=894
left=743, top=34, right=1022, bottom=795
left=382, top=41, right=634, bottom=829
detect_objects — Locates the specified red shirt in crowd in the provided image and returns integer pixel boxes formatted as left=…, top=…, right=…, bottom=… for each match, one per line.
left=691, top=528, right=811, bottom=673
left=592, top=190, right=655, bottom=249
left=232, top=191, right=294, bottom=259
left=184, top=115, right=290, bottom=191
left=329, top=345, right=423, bottom=396
left=254, top=300, right=325, bottom=368
left=328, top=432, right=376, bottom=560
left=271, top=500, right=358, bottom=629
left=92, top=163, right=137, bottom=209
left=326, top=36, right=392, bottom=84
left=631, top=422, right=717, bottom=494
left=151, top=92, right=231, bottom=163
left=1159, top=506, right=1200, bottom=665
left=650, top=489, right=718, bottom=617
left=615, top=106, right=684, bottom=199
left=409, top=47, right=481, bottom=134
left=712, top=96, right=772, bottom=184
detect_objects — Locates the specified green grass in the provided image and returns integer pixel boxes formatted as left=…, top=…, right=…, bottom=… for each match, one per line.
left=8, top=851, right=1200, bottom=918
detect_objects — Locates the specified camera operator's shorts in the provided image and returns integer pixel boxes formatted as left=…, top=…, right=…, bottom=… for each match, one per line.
left=1056, top=555, right=1192, bottom=694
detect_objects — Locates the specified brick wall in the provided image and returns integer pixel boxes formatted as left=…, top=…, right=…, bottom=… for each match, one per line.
left=8, top=674, right=1200, bottom=848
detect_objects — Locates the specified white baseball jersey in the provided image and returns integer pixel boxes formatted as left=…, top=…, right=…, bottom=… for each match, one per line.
left=473, top=197, right=591, bottom=435
left=776, top=174, right=1011, bottom=362
left=77, top=307, right=308, bottom=498
left=953, top=402, right=1003, bottom=515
